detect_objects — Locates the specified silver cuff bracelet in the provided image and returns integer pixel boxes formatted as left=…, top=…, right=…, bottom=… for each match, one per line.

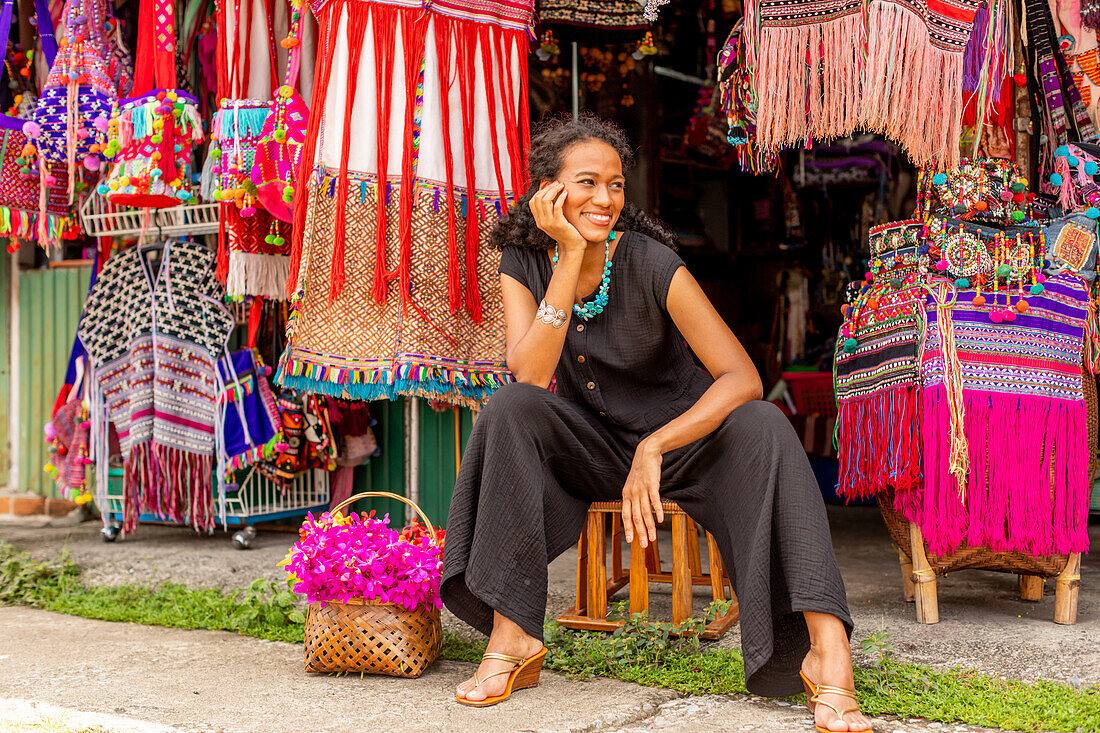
left=536, top=299, right=568, bottom=329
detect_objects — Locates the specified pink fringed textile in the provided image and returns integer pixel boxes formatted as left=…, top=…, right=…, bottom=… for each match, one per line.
left=749, top=0, right=981, bottom=168
left=912, top=388, right=1089, bottom=556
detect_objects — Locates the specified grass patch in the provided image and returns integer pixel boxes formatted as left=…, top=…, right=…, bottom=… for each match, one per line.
left=3, top=542, right=1099, bottom=731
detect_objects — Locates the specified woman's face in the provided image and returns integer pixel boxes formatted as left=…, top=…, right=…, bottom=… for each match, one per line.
left=552, top=140, right=625, bottom=244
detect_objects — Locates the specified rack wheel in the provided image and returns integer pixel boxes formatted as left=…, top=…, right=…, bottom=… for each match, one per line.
left=232, top=529, right=254, bottom=550
left=101, top=524, right=120, bottom=542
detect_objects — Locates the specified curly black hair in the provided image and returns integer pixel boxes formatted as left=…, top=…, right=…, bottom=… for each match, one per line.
left=488, top=113, right=678, bottom=251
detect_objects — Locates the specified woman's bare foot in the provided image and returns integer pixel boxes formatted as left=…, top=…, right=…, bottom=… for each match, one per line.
left=801, top=612, right=872, bottom=732
left=456, top=612, right=545, bottom=703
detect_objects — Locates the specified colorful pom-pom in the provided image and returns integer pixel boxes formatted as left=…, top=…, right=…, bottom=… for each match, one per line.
left=96, top=184, right=109, bottom=195
left=843, top=338, right=858, bottom=353
left=936, top=259, right=950, bottom=271
left=21, top=120, right=40, bottom=138
left=1003, top=309, right=1017, bottom=322
left=1051, top=173, right=1064, bottom=186
left=1016, top=299, right=1030, bottom=313
left=1088, top=207, right=1100, bottom=219
left=932, top=173, right=947, bottom=185
left=82, top=155, right=99, bottom=171
left=989, top=311, right=1003, bottom=323
left=954, top=277, right=970, bottom=288
left=1011, top=210, right=1026, bottom=222
left=1031, top=283, right=1045, bottom=295
left=972, top=295, right=987, bottom=306
left=1037, top=273, right=1047, bottom=284
left=1087, top=161, right=1099, bottom=176
left=1056, top=145, right=1070, bottom=157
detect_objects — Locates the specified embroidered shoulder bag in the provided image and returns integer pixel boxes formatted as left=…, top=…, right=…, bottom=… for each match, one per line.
left=100, top=0, right=204, bottom=207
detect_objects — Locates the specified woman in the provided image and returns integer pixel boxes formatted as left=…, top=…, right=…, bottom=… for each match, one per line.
left=441, top=115, right=871, bottom=733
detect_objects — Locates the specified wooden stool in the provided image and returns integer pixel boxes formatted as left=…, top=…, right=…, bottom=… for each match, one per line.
left=557, top=500, right=740, bottom=640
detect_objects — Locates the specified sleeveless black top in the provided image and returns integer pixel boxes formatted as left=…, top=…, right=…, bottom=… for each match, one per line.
left=498, top=231, right=714, bottom=434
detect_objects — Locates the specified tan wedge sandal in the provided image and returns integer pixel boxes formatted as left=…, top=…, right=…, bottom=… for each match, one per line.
left=455, top=647, right=548, bottom=707
left=799, top=669, right=866, bottom=733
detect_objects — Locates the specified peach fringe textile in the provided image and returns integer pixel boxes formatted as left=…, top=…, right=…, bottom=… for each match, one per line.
left=750, top=0, right=980, bottom=168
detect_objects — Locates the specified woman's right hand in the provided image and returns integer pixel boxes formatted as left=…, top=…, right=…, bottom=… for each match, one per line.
left=528, top=182, right=586, bottom=257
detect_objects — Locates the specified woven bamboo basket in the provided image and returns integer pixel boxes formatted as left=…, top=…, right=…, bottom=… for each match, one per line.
left=302, top=492, right=443, bottom=678
left=878, top=490, right=1069, bottom=577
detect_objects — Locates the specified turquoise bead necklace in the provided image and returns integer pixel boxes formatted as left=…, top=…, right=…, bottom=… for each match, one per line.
left=552, top=231, right=617, bottom=321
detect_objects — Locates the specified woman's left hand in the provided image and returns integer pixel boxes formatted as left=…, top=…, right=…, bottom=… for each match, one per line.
left=621, top=438, right=664, bottom=548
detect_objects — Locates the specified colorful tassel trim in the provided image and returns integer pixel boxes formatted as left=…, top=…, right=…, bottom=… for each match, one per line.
left=275, top=347, right=513, bottom=404
left=0, top=205, right=79, bottom=243
left=225, top=434, right=282, bottom=478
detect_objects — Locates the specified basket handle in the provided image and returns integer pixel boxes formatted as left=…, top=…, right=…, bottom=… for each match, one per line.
left=330, top=491, right=438, bottom=544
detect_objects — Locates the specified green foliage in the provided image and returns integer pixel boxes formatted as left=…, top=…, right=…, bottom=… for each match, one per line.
left=859, top=629, right=895, bottom=667
left=0, top=542, right=81, bottom=605
left=3, top=542, right=1099, bottom=732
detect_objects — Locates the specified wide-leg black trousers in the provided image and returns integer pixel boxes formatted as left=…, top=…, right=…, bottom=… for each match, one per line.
left=440, top=383, right=852, bottom=696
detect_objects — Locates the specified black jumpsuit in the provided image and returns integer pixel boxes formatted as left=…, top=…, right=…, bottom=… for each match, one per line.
left=440, top=231, right=852, bottom=696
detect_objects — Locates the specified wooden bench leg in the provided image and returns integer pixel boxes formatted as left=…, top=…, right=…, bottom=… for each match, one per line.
left=586, top=512, right=607, bottom=621
left=671, top=514, right=693, bottom=626
left=1055, top=553, right=1081, bottom=625
left=898, top=547, right=915, bottom=602
left=629, top=535, right=649, bottom=616
left=1019, top=574, right=1043, bottom=602
left=908, top=522, right=938, bottom=624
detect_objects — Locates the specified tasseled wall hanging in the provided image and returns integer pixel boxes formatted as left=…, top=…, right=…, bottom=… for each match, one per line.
left=744, top=0, right=986, bottom=169
left=277, top=0, right=533, bottom=408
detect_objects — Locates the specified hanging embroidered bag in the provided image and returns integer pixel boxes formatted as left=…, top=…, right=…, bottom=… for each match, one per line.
left=250, top=1, right=309, bottom=222
left=26, top=0, right=115, bottom=176
left=100, top=0, right=203, bottom=207
left=0, top=0, right=84, bottom=244
left=211, top=0, right=279, bottom=214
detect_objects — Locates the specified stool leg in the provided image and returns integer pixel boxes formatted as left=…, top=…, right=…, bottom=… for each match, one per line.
left=586, top=512, right=607, bottom=621
left=685, top=517, right=702, bottom=578
left=645, top=539, right=661, bottom=575
left=1055, top=553, right=1081, bottom=625
left=671, top=514, right=693, bottom=626
left=611, top=514, right=624, bottom=584
left=908, top=522, right=939, bottom=624
left=575, top=523, right=589, bottom=615
left=706, top=532, right=726, bottom=602
left=898, top=546, right=915, bottom=602
left=629, top=536, right=649, bottom=616
left=1018, top=574, right=1043, bottom=602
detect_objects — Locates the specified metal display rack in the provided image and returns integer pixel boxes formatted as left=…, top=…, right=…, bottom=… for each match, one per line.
left=101, top=467, right=330, bottom=549
left=79, top=191, right=220, bottom=239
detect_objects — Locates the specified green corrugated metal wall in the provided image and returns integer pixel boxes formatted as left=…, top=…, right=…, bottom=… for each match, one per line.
left=17, top=266, right=91, bottom=498
left=349, top=399, right=473, bottom=529
left=0, top=251, right=10, bottom=481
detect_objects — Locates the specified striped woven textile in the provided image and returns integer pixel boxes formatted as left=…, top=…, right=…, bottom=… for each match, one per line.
left=834, top=281, right=926, bottom=499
